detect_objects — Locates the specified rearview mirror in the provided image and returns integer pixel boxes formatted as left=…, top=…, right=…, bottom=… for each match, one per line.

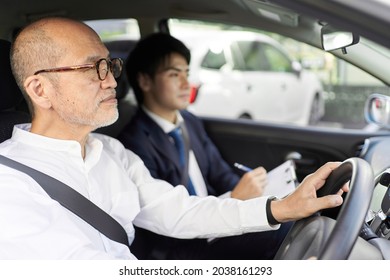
left=321, top=24, right=359, bottom=52
left=365, top=94, right=390, bottom=129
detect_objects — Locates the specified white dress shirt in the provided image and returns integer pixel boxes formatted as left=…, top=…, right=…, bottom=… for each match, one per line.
left=0, top=124, right=277, bottom=259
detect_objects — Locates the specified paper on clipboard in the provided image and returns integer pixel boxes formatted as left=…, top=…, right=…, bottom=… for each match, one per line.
left=263, top=160, right=297, bottom=198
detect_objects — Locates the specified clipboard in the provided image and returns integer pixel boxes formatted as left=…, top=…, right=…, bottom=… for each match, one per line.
left=263, top=160, right=297, bottom=198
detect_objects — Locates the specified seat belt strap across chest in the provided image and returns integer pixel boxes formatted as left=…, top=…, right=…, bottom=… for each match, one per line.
left=0, top=155, right=129, bottom=248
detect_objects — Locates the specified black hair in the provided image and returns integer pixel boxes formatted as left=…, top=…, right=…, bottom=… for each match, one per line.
left=126, top=32, right=191, bottom=105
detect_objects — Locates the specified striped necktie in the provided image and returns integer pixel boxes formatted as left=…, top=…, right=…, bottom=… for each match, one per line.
left=168, top=127, right=197, bottom=195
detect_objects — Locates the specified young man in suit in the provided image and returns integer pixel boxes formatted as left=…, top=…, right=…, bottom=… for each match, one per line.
left=118, top=33, right=292, bottom=259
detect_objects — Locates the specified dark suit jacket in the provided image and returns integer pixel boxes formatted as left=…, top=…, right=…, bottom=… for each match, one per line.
left=118, top=108, right=241, bottom=259
left=118, top=108, right=240, bottom=196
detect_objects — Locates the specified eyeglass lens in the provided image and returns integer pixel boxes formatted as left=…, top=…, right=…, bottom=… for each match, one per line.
left=111, top=59, right=122, bottom=78
left=97, top=58, right=122, bottom=80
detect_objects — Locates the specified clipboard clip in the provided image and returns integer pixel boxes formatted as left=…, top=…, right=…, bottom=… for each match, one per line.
left=284, top=163, right=298, bottom=185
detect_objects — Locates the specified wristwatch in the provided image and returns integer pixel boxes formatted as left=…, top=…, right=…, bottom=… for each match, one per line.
left=266, top=196, right=280, bottom=225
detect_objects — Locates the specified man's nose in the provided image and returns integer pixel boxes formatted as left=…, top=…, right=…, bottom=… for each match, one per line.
left=102, top=70, right=118, bottom=89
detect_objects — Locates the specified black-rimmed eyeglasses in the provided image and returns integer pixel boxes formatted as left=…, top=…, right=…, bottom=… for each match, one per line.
left=34, top=58, right=123, bottom=81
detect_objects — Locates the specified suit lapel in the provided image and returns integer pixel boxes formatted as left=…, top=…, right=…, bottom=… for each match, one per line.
left=139, top=110, right=182, bottom=171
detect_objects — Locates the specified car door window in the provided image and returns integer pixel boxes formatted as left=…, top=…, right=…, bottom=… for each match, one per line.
left=201, top=48, right=226, bottom=70
left=262, top=44, right=293, bottom=72
left=234, top=41, right=270, bottom=71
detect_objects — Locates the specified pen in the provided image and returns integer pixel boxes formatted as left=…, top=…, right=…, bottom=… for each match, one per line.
left=234, top=162, right=253, bottom=172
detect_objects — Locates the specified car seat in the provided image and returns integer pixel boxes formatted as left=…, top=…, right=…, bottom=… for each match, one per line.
left=0, top=39, right=30, bottom=143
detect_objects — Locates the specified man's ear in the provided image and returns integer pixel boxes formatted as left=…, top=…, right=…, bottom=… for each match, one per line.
left=138, top=73, right=152, bottom=92
left=23, top=75, right=52, bottom=109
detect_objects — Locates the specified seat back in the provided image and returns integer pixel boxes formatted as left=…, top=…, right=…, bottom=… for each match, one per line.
left=0, top=39, right=30, bottom=143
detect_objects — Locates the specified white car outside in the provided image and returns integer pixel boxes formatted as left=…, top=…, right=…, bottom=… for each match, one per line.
left=175, top=30, right=325, bottom=126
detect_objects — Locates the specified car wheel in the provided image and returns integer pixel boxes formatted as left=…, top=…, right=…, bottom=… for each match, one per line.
left=274, top=157, right=374, bottom=260
left=308, top=94, right=322, bottom=125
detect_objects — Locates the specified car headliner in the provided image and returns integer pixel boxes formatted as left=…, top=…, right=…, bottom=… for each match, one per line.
left=0, top=0, right=389, bottom=85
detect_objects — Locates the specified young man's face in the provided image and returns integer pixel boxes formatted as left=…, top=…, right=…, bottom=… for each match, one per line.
left=142, top=52, right=191, bottom=120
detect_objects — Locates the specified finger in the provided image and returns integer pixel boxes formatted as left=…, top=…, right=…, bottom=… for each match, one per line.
left=252, top=166, right=267, bottom=175
left=334, top=181, right=349, bottom=195
left=307, top=161, right=342, bottom=191
left=243, top=169, right=266, bottom=182
left=255, top=175, right=268, bottom=187
left=315, top=194, right=344, bottom=211
left=341, top=182, right=350, bottom=193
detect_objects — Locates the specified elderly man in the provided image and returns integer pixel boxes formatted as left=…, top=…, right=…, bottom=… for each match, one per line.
left=0, top=17, right=346, bottom=259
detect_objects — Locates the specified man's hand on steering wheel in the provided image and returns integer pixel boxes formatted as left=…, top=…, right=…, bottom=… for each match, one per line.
left=274, top=158, right=374, bottom=259
left=271, top=162, right=349, bottom=223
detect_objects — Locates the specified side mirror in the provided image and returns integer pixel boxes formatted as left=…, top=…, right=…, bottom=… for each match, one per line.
left=321, top=24, right=359, bottom=53
left=291, top=61, right=302, bottom=77
left=364, top=94, right=390, bottom=129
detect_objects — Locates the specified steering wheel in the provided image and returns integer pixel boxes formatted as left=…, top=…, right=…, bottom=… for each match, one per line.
left=274, top=157, right=374, bottom=260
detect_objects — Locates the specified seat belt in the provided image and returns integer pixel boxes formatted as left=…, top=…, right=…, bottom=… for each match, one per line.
left=0, top=155, right=129, bottom=248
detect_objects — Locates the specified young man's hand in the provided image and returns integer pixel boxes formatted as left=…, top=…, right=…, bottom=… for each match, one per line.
left=231, top=166, right=267, bottom=200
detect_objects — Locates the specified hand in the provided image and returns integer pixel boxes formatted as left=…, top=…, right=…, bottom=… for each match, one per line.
left=231, top=166, right=267, bottom=200
left=271, top=162, right=349, bottom=223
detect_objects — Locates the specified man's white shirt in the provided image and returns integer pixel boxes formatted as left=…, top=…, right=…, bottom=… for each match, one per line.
left=0, top=124, right=276, bottom=259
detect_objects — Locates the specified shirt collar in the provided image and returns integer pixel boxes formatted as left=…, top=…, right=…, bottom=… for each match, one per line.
left=12, top=124, right=103, bottom=166
left=142, top=106, right=184, bottom=134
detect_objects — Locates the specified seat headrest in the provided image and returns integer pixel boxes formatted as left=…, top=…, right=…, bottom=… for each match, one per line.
left=105, top=39, right=138, bottom=100
left=0, top=39, right=24, bottom=110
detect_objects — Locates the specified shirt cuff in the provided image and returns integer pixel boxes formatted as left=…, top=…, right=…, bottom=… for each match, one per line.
left=238, top=196, right=280, bottom=231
